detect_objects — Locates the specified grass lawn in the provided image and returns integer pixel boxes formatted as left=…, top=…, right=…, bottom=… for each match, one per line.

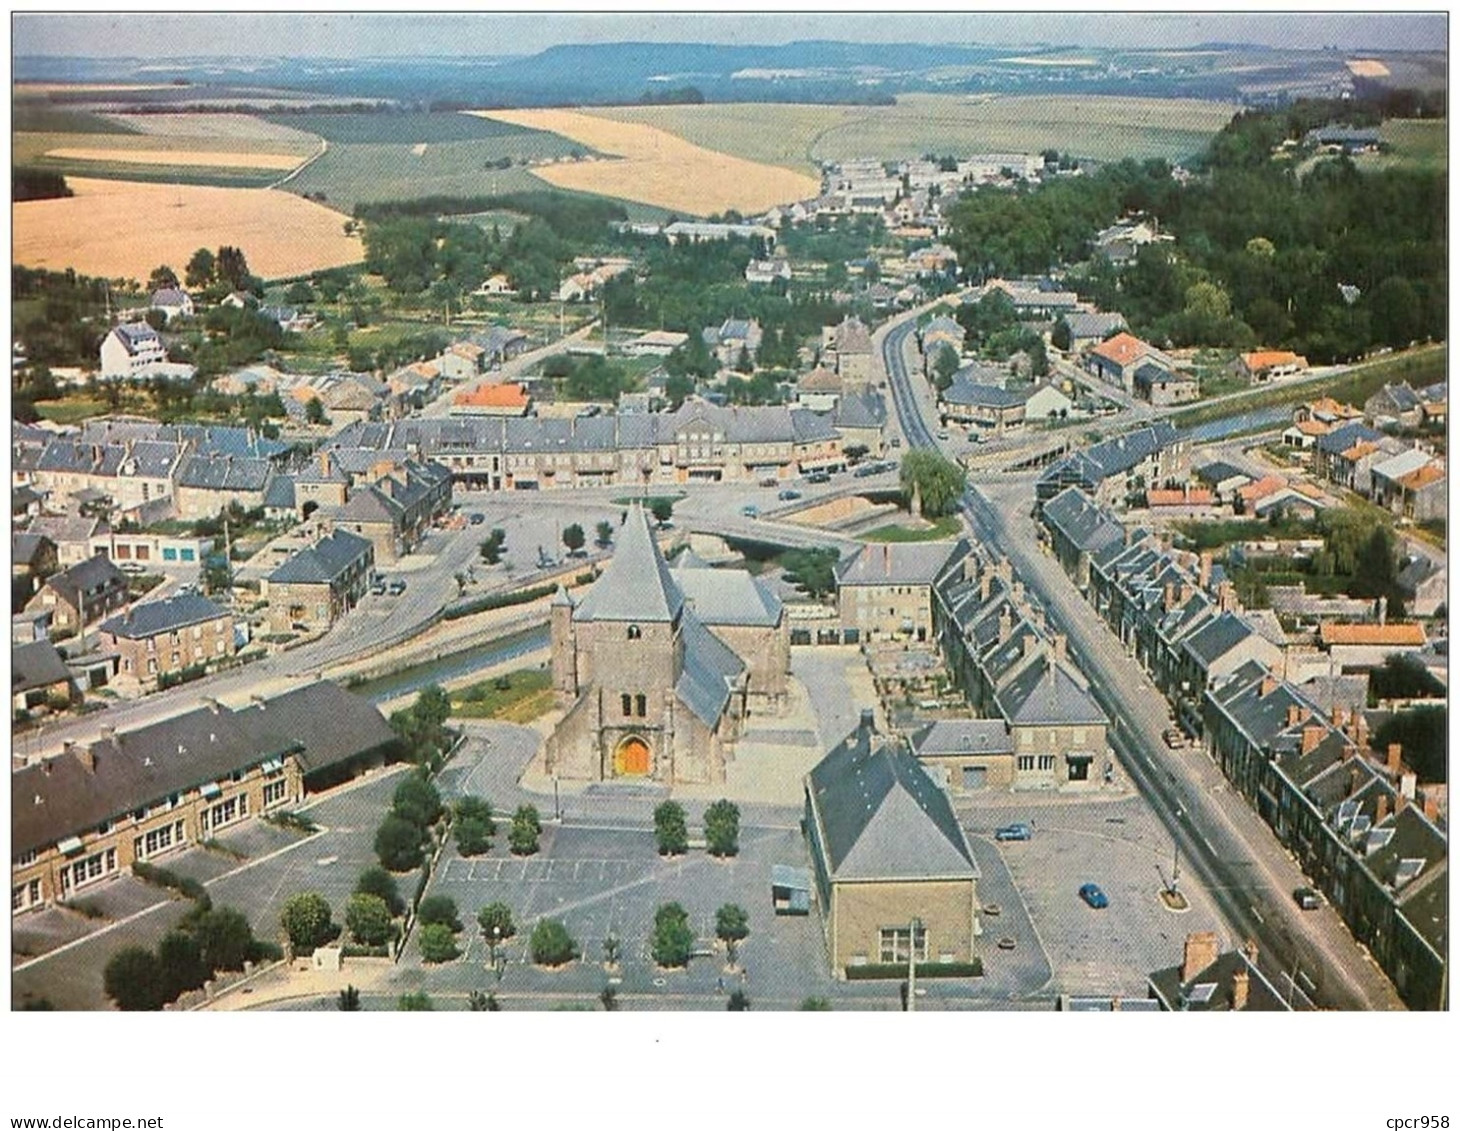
left=34, top=397, right=112, bottom=424
left=450, top=668, right=554, bottom=722
left=610, top=492, right=686, bottom=508
left=861, top=515, right=963, bottom=542
left=1358, top=119, right=1448, bottom=173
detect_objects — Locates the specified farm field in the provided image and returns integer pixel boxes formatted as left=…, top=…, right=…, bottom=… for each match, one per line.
left=587, top=93, right=1238, bottom=172
left=473, top=108, right=822, bottom=216
left=262, top=111, right=592, bottom=210
left=42, top=147, right=304, bottom=170
left=1357, top=118, right=1448, bottom=172
left=11, top=176, right=364, bottom=282
left=106, top=112, right=322, bottom=144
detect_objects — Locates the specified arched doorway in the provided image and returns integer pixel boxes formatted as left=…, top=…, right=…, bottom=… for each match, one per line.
left=613, top=735, right=651, bottom=777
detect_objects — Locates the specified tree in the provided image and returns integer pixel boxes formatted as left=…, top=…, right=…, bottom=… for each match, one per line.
left=930, top=343, right=960, bottom=391
left=1050, top=319, right=1073, bottom=352
left=281, top=892, right=335, bottom=953
left=419, top=922, right=461, bottom=963
left=562, top=523, right=586, bottom=555
left=595, top=520, right=614, bottom=548
left=714, top=904, right=750, bottom=946
left=651, top=903, right=695, bottom=968
left=509, top=804, right=541, bottom=856
left=188, top=906, right=257, bottom=972
left=392, top=775, right=443, bottom=829
left=653, top=800, right=688, bottom=856
left=703, top=799, right=740, bottom=858
left=215, top=246, right=252, bottom=291
left=649, top=498, right=675, bottom=526
left=185, top=248, right=216, bottom=289
left=104, top=946, right=167, bottom=1011
left=479, top=527, right=507, bottom=564
left=148, top=265, right=179, bottom=291
left=800, top=996, right=832, bottom=1010
left=355, top=866, right=405, bottom=917
left=780, top=547, right=839, bottom=600
left=285, top=280, right=315, bottom=307
left=477, top=902, right=516, bottom=941
left=417, top=895, right=462, bottom=932
left=726, top=989, right=751, bottom=1011
left=1370, top=654, right=1446, bottom=702
left=304, top=397, right=328, bottom=426
left=469, top=990, right=500, bottom=1011
left=899, top=449, right=967, bottom=518
left=375, top=814, right=426, bottom=872
left=397, top=991, right=434, bottom=1010
left=455, top=816, right=492, bottom=857
left=1348, top=525, right=1405, bottom=614
left=337, top=985, right=361, bottom=1011
left=1373, top=706, right=1446, bottom=783
left=530, top=918, right=578, bottom=966
left=345, top=893, right=394, bottom=947
left=843, top=444, right=869, bottom=465
left=599, top=985, right=619, bottom=1011
left=664, top=374, right=696, bottom=410
left=157, top=930, right=210, bottom=1001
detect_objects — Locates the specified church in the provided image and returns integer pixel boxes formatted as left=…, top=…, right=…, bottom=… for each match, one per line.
left=545, top=506, right=790, bottom=785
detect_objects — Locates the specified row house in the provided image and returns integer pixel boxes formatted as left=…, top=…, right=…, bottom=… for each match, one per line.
left=11, top=683, right=399, bottom=914
left=25, top=554, right=129, bottom=637
left=324, top=460, right=452, bottom=564
left=1205, top=663, right=1445, bottom=1009
left=1036, top=421, right=1187, bottom=505
left=835, top=540, right=970, bottom=644
left=173, top=452, right=275, bottom=518
left=98, top=591, right=236, bottom=687
left=32, top=437, right=185, bottom=514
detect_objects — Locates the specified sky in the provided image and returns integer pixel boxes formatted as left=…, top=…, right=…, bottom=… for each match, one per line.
left=10, top=10, right=1448, bottom=59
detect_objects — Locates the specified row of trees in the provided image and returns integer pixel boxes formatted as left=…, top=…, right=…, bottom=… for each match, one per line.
left=103, top=899, right=273, bottom=1010
left=651, top=799, right=740, bottom=856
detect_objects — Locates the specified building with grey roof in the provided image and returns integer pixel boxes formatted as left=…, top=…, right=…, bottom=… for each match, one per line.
left=1148, top=933, right=1308, bottom=1012
left=837, top=539, right=970, bottom=644
left=805, top=711, right=980, bottom=975
left=11, top=681, right=399, bottom=914
left=1037, top=421, right=1186, bottom=504
left=11, top=639, right=75, bottom=720
left=25, top=554, right=129, bottom=636
left=263, top=529, right=374, bottom=634
left=174, top=453, right=274, bottom=518
left=1040, top=487, right=1126, bottom=589
left=545, top=507, right=788, bottom=786
left=98, top=592, right=236, bottom=687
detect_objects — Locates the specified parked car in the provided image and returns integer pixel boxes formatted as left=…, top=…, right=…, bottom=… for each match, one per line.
left=759, top=476, right=778, bottom=488
left=1078, top=883, right=1109, bottom=909
left=740, top=504, right=759, bottom=518
left=936, top=430, right=950, bottom=441
left=387, top=579, right=407, bottom=596
left=1163, top=729, right=1185, bottom=749
left=469, top=513, right=485, bottom=525
left=889, top=437, right=901, bottom=447
left=778, top=489, right=802, bottom=501
left=994, top=823, right=1032, bottom=842
left=1293, top=886, right=1322, bottom=911
left=806, top=471, right=831, bottom=484
left=370, top=581, right=387, bottom=596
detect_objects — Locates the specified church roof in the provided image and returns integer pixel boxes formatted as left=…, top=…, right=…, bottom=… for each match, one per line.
left=572, top=505, right=683, bottom=623
left=672, top=567, right=782, bottom=627
left=675, top=609, right=745, bottom=726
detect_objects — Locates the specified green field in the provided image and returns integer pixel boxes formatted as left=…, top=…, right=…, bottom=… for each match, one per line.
left=261, top=112, right=565, bottom=145
left=1358, top=118, right=1448, bottom=172
left=590, top=93, right=1238, bottom=174
left=12, top=104, right=139, bottom=134
left=11, top=126, right=319, bottom=189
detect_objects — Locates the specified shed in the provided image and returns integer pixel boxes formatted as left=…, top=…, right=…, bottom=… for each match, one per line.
left=771, top=864, right=812, bottom=915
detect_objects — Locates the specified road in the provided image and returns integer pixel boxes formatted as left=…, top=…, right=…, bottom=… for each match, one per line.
left=879, top=301, right=1405, bottom=1010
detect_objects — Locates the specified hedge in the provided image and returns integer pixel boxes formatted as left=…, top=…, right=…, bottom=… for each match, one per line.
left=443, top=583, right=557, bottom=621
left=132, top=861, right=211, bottom=908
left=844, top=960, right=983, bottom=980
left=341, top=943, right=391, bottom=959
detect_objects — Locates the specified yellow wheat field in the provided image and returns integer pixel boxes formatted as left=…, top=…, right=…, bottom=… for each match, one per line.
left=471, top=108, right=821, bottom=216
left=44, top=147, right=306, bottom=171
left=12, top=177, right=363, bottom=281
left=1345, top=59, right=1391, bottom=77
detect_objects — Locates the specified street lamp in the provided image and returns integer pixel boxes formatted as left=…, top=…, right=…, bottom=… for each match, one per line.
left=906, top=916, right=923, bottom=1012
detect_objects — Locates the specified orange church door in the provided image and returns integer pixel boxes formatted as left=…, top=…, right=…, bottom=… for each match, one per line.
left=614, top=736, right=651, bottom=777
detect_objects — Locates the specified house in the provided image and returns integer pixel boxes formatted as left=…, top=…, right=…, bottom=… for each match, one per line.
left=10, top=682, right=400, bottom=913
left=13, top=608, right=54, bottom=646
left=1195, top=460, right=1254, bottom=502
left=324, top=461, right=450, bottom=564
left=623, top=330, right=690, bottom=358
left=98, top=592, right=236, bottom=687
left=25, top=555, right=129, bottom=636
left=173, top=453, right=274, bottom=518
left=1318, top=622, right=1427, bottom=670
left=1370, top=450, right=1446, bottom=520
left=795, top=366, right=842, bottom=412
left=1147, top=933, right=1306, bottom=1011
left=1036, top=422, right=1187, bottom=505
left=804, top=710, right=980, bottom=976
left=12, top=532, right=59, bottom=597
left=1083, top=332, right=1171, bottom=392
left=263, top=529, right=375, bottom=634
left=1039, top=488, right=1126, bottom=591
left=100, top=532, right=214, bottom=577
left=939, top=381, right=1026, bottom=434
left=827, top=316, right=875, bottom=390
left=1023, top=381, right=1075, bottom=421
left=149, top=287, right=194, bottom=322
left=22, top=514, right=109, bottom=567
left=920, top=315, right=965, bottom=355
left=1133, top=362, right=1199, bottom=406
left=836, top=540, right=970, bottom=643
left=98, top=322, right=167, bottom=379
left=1365, top=382, right=1425, bottom=429
left=475, top=325, right=529, bottom=366
left=474, top=274, right=515, bottom=298
left=438, top=341, right=486, bottom=383
left=260, top=305, right=315, bottom=334
left=744, top=259, right=791, bottom=286
left=831, top=390, right=887, bottom=457
left=910, top=717, right=1017, bottom=794
left=450, top=382, right=531, bottom=417
left=1305, top=125, right=1382, bottom=153
left=1232, top=350, right=1309, bottom=385
left=1396, top=555, right=1446, bottom=618
left=1058, top=310, right=1127, bottom=350
left=703, top=319, right=763, bottom=367
left=12, top=639, right=76, bottom=720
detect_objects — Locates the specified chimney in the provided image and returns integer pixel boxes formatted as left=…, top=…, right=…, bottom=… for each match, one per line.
left=1286, top=704, right=1302, bottom=727
left=1376, top=794, right=1390, bottom=823
left=883, top=543, right=891, bottom=577
left=99, top=724, right=115, bottom=740
left=319, top=450, right=331, bottom=478
left=980, top=572, right=992, bottom=602
left=1241, top=939, right=1259, bottom=966
left=202, top=696, right=221, bottom=715
left=1218, top=580, right=1238, bottom=613
left=1399, top=772, right=1417, bottom=801
left=1181, top=931, right=1220, bottom=983
left=1354, top=711, right=1369, bottom=750
left=1386, top=743, right=1402, bottom=774
left=75, top=744, right=95, bottom=773
left=1011, top=580, right=1024, bottom=606
left=1053, top=633, right=1067, bottom=662
left=1301, top=725, right=1323, bottom=755
left=1378, top=595, right=1388, bottom=627
left=250, top=694, right=267, bottom=709
left=1163, top=582, right=1175, bottom=611
left=1021, top=632, right=1036, bottom=658
left=998, top=606, right=1013, bottom=643
left=1422, top=790, right=1438, bottom=822
left=1230, top=968, right=1250, bottom=1011
left=859, top=708, right=876, bottom=734
left=1396, top=792, right=1409, bottom=814
left=1260, top=674, right=1278, bottom=698
left=1330, top=705, right=1346, bottom=728
left=1199, top=551, right=1213, bottom=589
left=1179, top=582, right=1194, bottom=607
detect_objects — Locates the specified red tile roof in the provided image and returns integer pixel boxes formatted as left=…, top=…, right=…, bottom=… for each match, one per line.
left=1319, top=623, right=1427, bottom=647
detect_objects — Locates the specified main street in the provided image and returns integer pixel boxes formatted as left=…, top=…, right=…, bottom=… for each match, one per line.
left=879, top=302, right=1404, bottom=1010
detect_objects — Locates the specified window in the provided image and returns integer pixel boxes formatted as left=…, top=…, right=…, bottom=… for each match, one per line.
left=1017, top=755, right=1035, bottom=772
left=67, top=848, right=117, bottom=891
left=162, top=547, right=178, bottom=562
left=621, top=693, right=633, bottom=718
left=878, top=925, right=929, bottom=964
left=216, top=640, right=226, bottom=654
left=635, top=693, right=647, bottom=718
left=133, top=820, right=185, bottom=861
left=202, top=794, right=248, bottom=833
left=16, top=848, right=37, bottom=868
left=193, top=625, right=203, bottom=640
left=181, top=549, right=195, bottom=562
left=12, top=880, right=43, bottom=912
left=627, top=625, right=641, bottom=640
left=1038, top=755, right=1056, bottom=772
left=263, top=779, right=289, bottom=808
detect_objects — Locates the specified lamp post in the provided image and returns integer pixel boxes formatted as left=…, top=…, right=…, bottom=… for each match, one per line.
left=906, top=916, right=923, bottom=1013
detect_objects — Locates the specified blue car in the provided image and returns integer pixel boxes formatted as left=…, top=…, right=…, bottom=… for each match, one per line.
left=994, top=823, right=1032, bottom=842
left=1079, top=883, right=1109, bottom=909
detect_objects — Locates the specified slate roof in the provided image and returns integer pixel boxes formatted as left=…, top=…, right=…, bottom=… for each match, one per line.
left=13, top=532, right=54, bottom=569
left=1039, top=422, right=1179, bottom=491
left=332, top=485, right=403, bottom=525
left=262, top=474, right=296, bottom=510
left=944, top=381, right=1024, bottom=409
left=12, top=639, right=73, bottom=695
left=1183, top=611, right=1258, bottom=667
left=110, top=322, right=163, bottom=355
left=11, top=682, right=396, bottom=855
left=909, top=718, right=1015, bottom=757
left=806, top=716, right=978, bottom=882
left=674, top=608, right=746, bottom=727
left=1195, top=460, right=1252, bottom=485
left=1148, top=948, right=1299, bottom=1012
left=1042, top=487, right=1125, bottom=555
left=672, top=567, right=782, bottom=627
left=42, top=555, right=126, bottom=606
left=837, top=540, right=966, bottom=587
left=833, top=390, right=887, bottom=429
left=997, top=655, right=1107, bottom=727
left=268, top=530, right=373, bottom=585
left=177, top=453, right=272, bottom=492
left=99, top=592, right=228, bottom=640
left=1062, top=311, right=1126, bottom=339
left=573, top=506, right=683, bottom=623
